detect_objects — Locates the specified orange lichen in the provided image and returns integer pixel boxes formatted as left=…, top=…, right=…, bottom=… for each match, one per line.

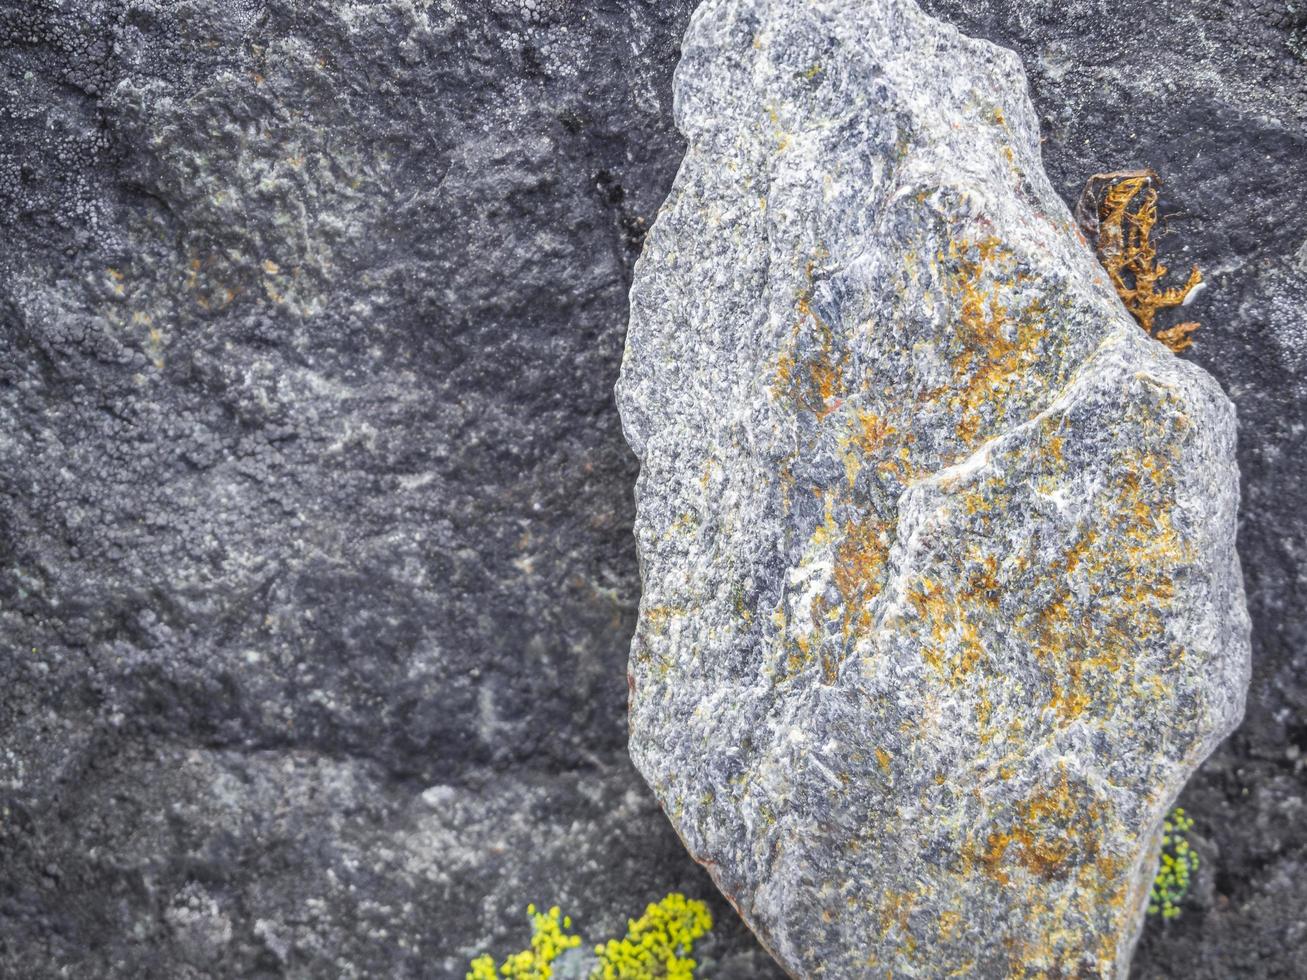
left=772, top=350, right=796, bottom=401
left=1079, top=169, right=1202, bottom=352
left=787, top=633, right=814, bottom=675
left=946, top=238, right=1049, bottom=446
left=851, top=410, right=897, bottom=457
left=641, top=605, right=686, bottom=641
left=975, top=689, right=995, bottom=743
left=937, top=910, right=963, bottom=942
left=772, top=262, right=848, bottom=417
left=878, top=888, right=919, bottom=937
left=975, top=768, right=1107, bottom=901
left=833, top=518, right=890, bottom=612
left=906, top=577, right=983, bottom=686
left=875, top=746, right=893, bottom=775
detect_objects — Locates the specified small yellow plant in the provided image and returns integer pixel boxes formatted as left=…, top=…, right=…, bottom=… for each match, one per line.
left=1078, top=168, right=1203, bottom=352
left=1148, top=807, right=1200, bottom=919
left=467, top=904, right=582, bottom=980
left=468, top=894, right=713, bottom=980
left=593, top=893, right=714, bottom=979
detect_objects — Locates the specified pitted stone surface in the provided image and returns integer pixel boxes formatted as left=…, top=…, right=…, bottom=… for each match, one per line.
left=617, top=0, right=1252, bottom=976
left=0, top=3, right=781, bottom=977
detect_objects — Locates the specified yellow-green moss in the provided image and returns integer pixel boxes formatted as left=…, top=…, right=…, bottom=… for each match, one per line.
left=1148, top=808, right=1199, bottom=919
left=468, top=894, right=713, bottom=980
left=593, top=893, right=713, bottom=979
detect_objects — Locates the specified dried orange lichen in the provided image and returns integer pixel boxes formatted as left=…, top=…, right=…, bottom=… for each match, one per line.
left=833, top=517, right=891, bottom=612
left=946, top=237, right=1050, bottom=445
left=1078, top=169, right=1202, bottom=352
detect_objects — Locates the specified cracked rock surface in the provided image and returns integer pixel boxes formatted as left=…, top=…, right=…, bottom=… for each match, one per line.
left=617, top=0, right=1250, bottom=975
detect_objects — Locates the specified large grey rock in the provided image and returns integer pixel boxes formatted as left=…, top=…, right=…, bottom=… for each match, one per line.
left=617, top=0, right=1251, bottom=975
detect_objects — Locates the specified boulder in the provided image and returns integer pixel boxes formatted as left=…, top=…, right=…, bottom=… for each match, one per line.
left=617, top=0, right=1252, bottom=975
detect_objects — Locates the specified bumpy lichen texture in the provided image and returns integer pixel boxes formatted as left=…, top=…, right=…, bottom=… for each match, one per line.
left=594, top=893, right=714, bottom=979
left=467, top=896, right=712, bottom=980
left=615, top=1, right=1251, bottom=977
left=1148, top=808, right=1200, bottom=920
left=467, top=904, right=581, bottom=979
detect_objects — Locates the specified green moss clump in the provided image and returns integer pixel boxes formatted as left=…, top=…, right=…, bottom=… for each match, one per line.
left=468, top=894, right=713, bottom=980
left=1148, top=807, right=1199, bottom=920
left=593, top=893, right=713, bottom=979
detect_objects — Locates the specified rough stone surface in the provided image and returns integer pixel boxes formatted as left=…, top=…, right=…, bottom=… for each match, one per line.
left=0, top=2, right=774, bottom=977
left=0, top=0, right=1302, bottom=977
left=617, top=0, right=1250, bottom=976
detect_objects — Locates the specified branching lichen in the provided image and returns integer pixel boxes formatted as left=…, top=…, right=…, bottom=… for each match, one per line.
left=1077, top=169, right=1203, bottom=352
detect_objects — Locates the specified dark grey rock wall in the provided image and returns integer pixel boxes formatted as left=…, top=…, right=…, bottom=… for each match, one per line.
left=0, top=2, right=785, bottom=977
left=0, top=1, right=1302, bottom=977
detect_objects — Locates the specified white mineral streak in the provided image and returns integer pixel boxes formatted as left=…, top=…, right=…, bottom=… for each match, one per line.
left=616, top=0, right=1251, bottom=976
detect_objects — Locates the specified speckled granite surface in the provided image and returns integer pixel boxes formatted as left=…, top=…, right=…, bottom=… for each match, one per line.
left=618, top=1, right=1250, bottom=975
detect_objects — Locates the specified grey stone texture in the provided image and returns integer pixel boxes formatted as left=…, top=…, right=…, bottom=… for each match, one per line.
left=617, top=0, right=1249, bottom=975
left=0, top=0, right=1302, bottom=977
left=0, top=2, right=775, bottom=977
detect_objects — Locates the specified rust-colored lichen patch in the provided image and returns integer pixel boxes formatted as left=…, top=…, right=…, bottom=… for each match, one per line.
left=946, top=238, right=1051, bottom=445
left=852, top=410, right=897, bottom=457
left=906, top=576, right=984, bottom=686
left=772, top=257, right=849, bottom=417
left=1078, top=169, right=1202, bottom=352
left=833, top=518, right=891, bottom=614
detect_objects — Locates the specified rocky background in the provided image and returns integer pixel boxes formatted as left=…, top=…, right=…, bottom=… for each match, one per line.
left=0, top=1, right=1301, bottom=978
